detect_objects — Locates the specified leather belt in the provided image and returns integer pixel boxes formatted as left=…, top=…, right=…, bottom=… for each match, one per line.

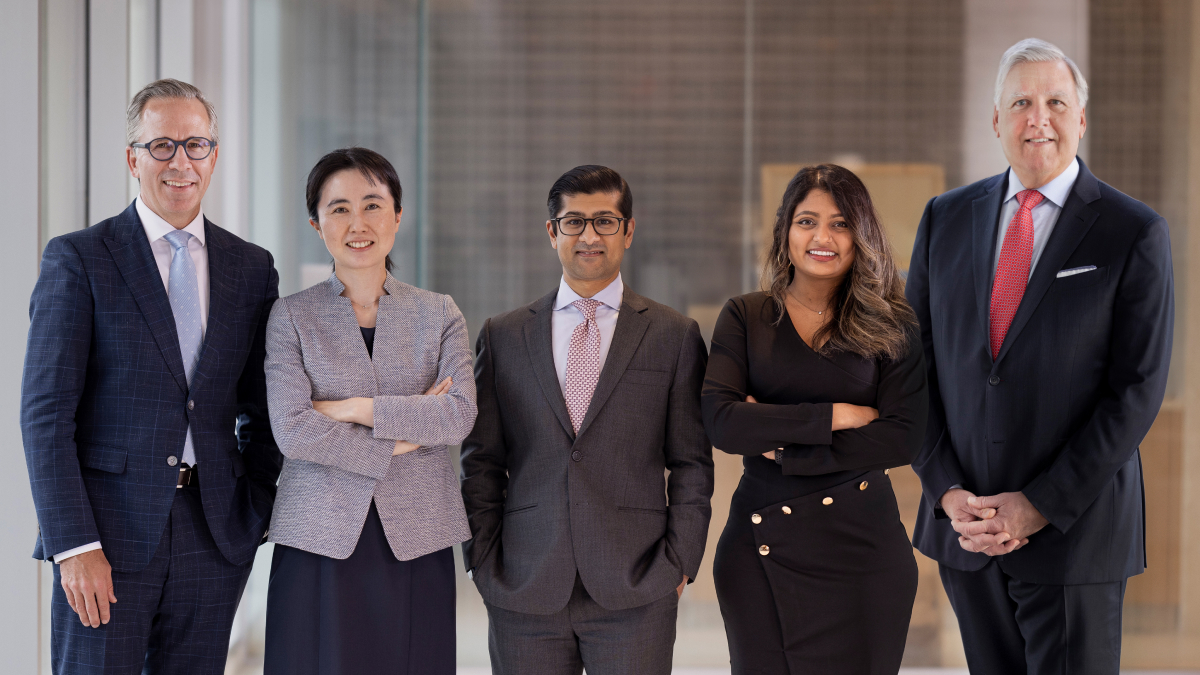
left=177, top=465, right=197, bottom=488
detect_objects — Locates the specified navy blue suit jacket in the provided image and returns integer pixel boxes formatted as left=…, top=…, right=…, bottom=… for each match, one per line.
left=22, top=201, right=283, bottom=573
left=905, top=159, right=1173, bottom=584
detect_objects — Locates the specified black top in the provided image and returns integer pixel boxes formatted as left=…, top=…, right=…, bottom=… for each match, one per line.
left=702, top=292, right=927, bottom=510
left=361, top=326, right=376, bottom=359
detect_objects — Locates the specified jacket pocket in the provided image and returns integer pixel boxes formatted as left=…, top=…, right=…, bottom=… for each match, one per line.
left=504, top=503, right=538, bottom=515
left=77, top=444, right=128, bottom=474
left=1054, top=265, right=1108, bottom=291
left=618, top=505, right=667, bottom=515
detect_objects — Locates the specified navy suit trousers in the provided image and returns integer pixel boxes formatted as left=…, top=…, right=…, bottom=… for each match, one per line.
left=51, top=484, right=252, bottom=675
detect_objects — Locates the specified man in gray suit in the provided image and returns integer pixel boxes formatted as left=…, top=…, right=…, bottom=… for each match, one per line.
left=460, top=165, right=714, bottom=675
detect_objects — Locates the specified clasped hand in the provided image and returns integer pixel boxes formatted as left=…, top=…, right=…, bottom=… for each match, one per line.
left=313, top=377, right=452, bottom=456
left=941, top=488, right=1049, bottom=555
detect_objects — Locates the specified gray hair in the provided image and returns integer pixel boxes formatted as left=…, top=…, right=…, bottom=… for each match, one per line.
left=994, top=38, right=1089, bottom=109
left=126, top=79, right=219, bottom=145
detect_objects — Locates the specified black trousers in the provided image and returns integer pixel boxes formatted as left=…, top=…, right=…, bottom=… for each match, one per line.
left=939, top=562, right=1126, bottom=675
left=263, top=501, right=456, bottom=675
left=714, top=471, right=918, bottom=675
left=485, top=575, right=679, bottom=675
left=51, top=484, right=251, bottom=675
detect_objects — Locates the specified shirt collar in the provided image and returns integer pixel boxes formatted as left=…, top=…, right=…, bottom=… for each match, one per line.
left=554, top=273, right=624, bottom=312
left=136, top=196, right=206, bottom=247
left=1004, top=156, right=1079, bottom=209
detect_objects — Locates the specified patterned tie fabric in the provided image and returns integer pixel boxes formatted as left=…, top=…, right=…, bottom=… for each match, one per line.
left=989, top=189, right=1044, bottom=360
left=564, top=298, right=602, bottom=434
left=164, top=230, right=204, bottom=384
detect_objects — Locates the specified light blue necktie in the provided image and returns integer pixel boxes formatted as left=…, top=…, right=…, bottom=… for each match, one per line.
left=164, top=230, right=202, bottom=466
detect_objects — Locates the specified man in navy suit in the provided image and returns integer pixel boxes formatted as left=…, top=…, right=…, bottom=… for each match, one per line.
left=906, top=39, right=1173, bottom=674
left=22, top=79, right=282, bottom=674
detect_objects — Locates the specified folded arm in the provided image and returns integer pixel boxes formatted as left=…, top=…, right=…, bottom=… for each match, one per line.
left=264, top=298, right=395, bottom=480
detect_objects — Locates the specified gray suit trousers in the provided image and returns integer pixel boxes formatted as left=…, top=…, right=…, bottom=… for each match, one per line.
left=485, top=576, right=679, bottom=675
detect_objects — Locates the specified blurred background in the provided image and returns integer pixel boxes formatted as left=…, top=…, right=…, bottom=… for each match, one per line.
left=2, top=0, right=1200, bottom=672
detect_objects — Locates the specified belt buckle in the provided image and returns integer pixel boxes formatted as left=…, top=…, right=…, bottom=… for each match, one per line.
left=177, top=465, right=194, bottom=488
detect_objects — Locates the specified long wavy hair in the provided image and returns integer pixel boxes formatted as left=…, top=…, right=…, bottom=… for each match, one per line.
left=761, top=164, right=916, bottom=360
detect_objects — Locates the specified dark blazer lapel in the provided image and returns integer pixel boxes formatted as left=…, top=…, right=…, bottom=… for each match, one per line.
left=971, top=172, right=1007, bottom=347
left=188, top=220, right=243, bottom=395
left=995, top=161, right=1101, bottom=365
left=104, top=201, right=188, bottom=394
left=575, top=288, right=651, bottom=439
left=523, top=289, right=574, bottom=439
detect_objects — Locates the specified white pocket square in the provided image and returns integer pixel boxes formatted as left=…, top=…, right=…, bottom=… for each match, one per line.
left=1057, top=265, right=1097, bottom=278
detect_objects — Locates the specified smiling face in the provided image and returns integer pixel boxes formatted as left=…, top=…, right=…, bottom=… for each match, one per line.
left=546, top=191, right=635, bottom=293
left=994, top=59, right=1086, bottom=189
left=125, top=97, right=217, bottom=228
left=788, top=189, right=856, bottom=285
left=309, top=169, right=401, bottom=273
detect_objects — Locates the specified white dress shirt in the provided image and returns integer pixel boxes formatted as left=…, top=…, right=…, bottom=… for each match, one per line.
left=54, top=197, right=210, bottom=564
left=551, top=274, right=624, bottom=396
left=991, top=157, right=1080, bottom=283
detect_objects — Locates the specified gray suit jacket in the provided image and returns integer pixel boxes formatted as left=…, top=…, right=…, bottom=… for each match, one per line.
left=461, top=286, right=714, bottom=614
left=265, top=273, right=476, bottom=561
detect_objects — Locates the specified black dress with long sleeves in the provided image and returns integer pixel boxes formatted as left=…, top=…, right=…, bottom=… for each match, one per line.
left=702, top=293, right=927, bottom=675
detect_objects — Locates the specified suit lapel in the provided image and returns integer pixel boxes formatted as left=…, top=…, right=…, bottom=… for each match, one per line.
left=971, top=172, right=1007, bottom=349
left=575, top=288, right=650, bottom=440
left=104, top=202, right=189, bottom=394
left=523, top=290, right=575, bottom=439
left=994, top=162, right=1101, bottom=365
left=188, top=220, right=243, bottom=395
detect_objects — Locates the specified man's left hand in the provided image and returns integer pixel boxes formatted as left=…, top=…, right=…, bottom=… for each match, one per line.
left=677, top=575, right=688, bottom=598
left=955, top=491, right=1048, bottom=556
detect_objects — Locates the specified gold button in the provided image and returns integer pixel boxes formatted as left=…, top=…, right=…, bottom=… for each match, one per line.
left=758, top=545, right=770, bottom=556
left=885, top=468, right=890, bottom=475
left=781, top=506, right=792, bottom=515
left=751, top=513, right=762, bottom=524
left=859, top=481, right=868, bottom=490
left=822, top=497, right=833, bottom=506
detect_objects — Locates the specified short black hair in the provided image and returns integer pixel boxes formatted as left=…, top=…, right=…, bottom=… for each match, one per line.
left=306, top=147, right=402, bottom=272
left=546, top=165, right=632, bottom=228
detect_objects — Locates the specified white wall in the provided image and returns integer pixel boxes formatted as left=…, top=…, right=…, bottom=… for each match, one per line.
left=962, top=0, right=1089, bottom=185
left=1, top=1, right=47, bottom=671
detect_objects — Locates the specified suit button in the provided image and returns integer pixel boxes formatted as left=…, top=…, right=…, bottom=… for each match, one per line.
left=781, top=506, right=792, bottom=515
left=758, top=545, right=770, bottom=556
left=167, top=455, right=179, bottom=467
left=188, top=400, right=195, bottom=410
left=751, top=513, right=762, bottom=524
left=988, top=375, right=1000, bottom=386
left=571, top=450, right=582, bottom=462
left=822, top=497, right=833, bottom=506
left=859, top=481, right=868, bottom=490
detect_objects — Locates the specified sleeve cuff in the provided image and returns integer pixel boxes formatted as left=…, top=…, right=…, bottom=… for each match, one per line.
left=53, top=541, right=102, bottom=564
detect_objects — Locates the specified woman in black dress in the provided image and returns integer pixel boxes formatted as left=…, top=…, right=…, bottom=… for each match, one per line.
left=703, top=164, right=927, bottom=674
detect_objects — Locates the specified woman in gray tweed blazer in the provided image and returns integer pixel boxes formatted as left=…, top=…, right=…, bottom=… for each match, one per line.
left=262, top=148, right=476, bottom=675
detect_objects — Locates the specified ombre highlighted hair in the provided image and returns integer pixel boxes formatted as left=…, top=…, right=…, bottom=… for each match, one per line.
left=761, top=164, right=916, bottom=360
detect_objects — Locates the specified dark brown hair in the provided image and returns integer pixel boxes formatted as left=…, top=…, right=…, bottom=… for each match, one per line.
left=306, top=147, right=402, bottom=272
left=762, top=164, right=915, bottom=360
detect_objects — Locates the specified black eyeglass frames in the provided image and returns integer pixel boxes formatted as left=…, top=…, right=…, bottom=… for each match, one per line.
left=551, top=215, right=627, bottom=236
left=129, top=137, right=217, bottom=161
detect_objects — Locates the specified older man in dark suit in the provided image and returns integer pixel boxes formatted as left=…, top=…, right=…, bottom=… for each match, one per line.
left=460, top=165, right=714, bottom=675
left=22, top=79, right=281, bottom=674
left=906, top=39, right=1173, bottom=674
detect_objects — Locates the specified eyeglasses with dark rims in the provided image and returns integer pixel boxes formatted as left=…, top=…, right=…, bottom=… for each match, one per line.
left=129, top=137, right=217, bottom=161
left=550, top=215, right=627, bottom=236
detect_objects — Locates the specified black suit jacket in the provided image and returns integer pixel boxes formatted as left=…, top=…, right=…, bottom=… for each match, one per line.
left=905, top=159, right=1173, bottom=584
left=22, top=201, right=283, bottom=572
left=460, top=286, right=714, bottom=614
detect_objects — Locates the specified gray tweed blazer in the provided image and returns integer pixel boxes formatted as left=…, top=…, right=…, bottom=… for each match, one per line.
left=265, top=273, right=476, bottom=561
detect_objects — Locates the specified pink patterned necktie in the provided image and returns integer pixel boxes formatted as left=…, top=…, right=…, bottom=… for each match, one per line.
left=565, top=298, right=602, bottom=434
left=989, top=189, right=1044, bottom=360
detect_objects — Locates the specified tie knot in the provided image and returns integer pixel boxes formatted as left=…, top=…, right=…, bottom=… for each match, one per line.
left=163, top=229, right=193, bottom=252
left=1017, top=189, right=1044, bottom=211
left=573, top=298, right=601, bottom=321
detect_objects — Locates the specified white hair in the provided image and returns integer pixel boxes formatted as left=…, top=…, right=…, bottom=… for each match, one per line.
left=126, top=78, right=219, bottom=145
left=994, top=38, right=1089, bottom=109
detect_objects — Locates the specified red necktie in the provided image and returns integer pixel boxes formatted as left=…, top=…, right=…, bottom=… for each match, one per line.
left=989, top=189, right=1044, bottom=360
